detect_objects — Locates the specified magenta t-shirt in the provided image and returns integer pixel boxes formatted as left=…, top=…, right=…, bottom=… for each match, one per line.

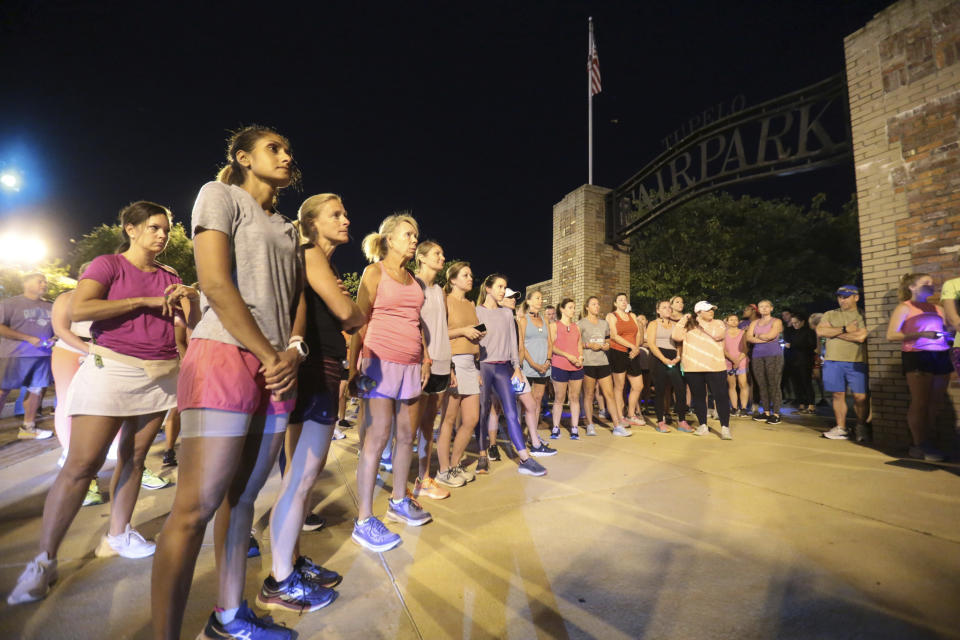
left=83, top=254, right=181, bottom=360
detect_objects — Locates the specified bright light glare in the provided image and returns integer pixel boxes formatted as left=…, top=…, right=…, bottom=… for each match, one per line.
left=0, top=232, right=47, bottom=265
left=0, top=172, right=21, bottom=192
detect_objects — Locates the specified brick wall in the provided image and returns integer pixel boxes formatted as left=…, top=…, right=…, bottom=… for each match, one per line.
left=845, top=0, right=960, bottom=450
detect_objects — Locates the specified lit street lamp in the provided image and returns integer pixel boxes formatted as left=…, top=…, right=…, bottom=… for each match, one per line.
left=0, top=231, right=47, bottom=266
left=0, top=171, right=22, bottom=192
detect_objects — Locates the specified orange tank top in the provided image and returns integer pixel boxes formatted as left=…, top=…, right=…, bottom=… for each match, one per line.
left=610, top=312, right=637, bottom=353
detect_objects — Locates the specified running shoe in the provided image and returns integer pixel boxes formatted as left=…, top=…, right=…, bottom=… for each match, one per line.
left=94, top=524, right=156, bottom=558
left=256, top=569, right=338, bottom=613
left=17, top=424, right=53, bottom=440
left=908, top=442, right=946, bottom=462
left=626, top=416, right=644, bottom=427
left=7, top=552, right=58, bottom=605
left=141, top=468, right=171, bottom=490
left=248, top=532, right=261, bottom=558
left=197, top=601, right=291, bottom=639
left=752, top=412, right=769, bottom=423
left=654, top=422, right=670, bottom=433
left=413, top=476, right=450, bottom=500
left=677, top=421, right=694, bottom=433
left=598, top=409, right=609, bottom=419
left=529, top=442, right=558, bottom=456
left=162, top=449, right=178, bottom=467
left=611, top=425, right=633, bottom=437
left=386, top=497, right=432, bottom=526
left=855, top=423, right=871, bottom=443
left=352, top=517, right=401, bottom=552
left=378, top=458, right=393, bottom=473
left=721, top=426, right=733, bottom=440
left=693, top=424, right=709, bottom=436
left=82, top=479, right=104, bottom=506
left=295, top=555, right=342, bottom=588
left=766, top=414, right=782, bottom=425
left=488, top=444, right=502, bottom=461
left=435, top=468, right=466, bottom=488
left=452, top=464, right=476, bottom=482
left=518, top=458, right=547, bottom=477
left=585, top=424, right=597, bottom=436
left=301, top=513, right=326, bottom=531
left=337, top=419, right=352, bottom=428
left=550, top=427, right=561, bottom=439
left=475, top=456, right=490, bottom=474
left=822, top=426, right=849, bottom=440
left=332, top=428, right=346, bottom=440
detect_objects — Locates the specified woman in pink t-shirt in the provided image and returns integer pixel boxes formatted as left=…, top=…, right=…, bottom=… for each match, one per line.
left=549, top=298, right=585, bottom=439
left=347, top=213, right=430, bottom=553
left=9, top=201, right=198, bottom=607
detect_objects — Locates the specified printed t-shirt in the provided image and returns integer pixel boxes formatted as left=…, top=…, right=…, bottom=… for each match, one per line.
left=577, top=317, right=609, bottom=367
left=0, top=295, right=53, bottom=357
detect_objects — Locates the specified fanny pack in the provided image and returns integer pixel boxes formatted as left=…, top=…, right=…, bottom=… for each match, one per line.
left=90, top=343, right=179, bottom=381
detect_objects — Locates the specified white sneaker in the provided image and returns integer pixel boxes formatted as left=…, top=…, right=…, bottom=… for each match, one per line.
left=7, top=552, right=58, bottom=604
left=611, top=425, right=633, bottom=437
left=721, top=426, right=732, bottom=440
left=585, top=424, right=597, bottom=437
left=141, top=468, right=171, bottom=490
left=332, top=427, right=346, bottom=440
left=822, top=426, right=849, bottom=440
left=95, top=524, right=156, bottom=558
left=693, top=424, right=709, bottom=436
left=18, top=424, right=53, bottom=440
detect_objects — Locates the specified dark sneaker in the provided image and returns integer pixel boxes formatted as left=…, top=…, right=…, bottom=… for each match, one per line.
left=518, top=457, right=547, bottom=477
left=295, top=556, right=342, bottom=588
left=569, top=428, right=580, bottom=441
left=198, top=601, right=292, bottom=639
left=256, top=570, right=337, bottom=613
left=752, top=412, right=769, bottom=422
left=550, top=427, right=561, bottom=440
left=352, top=517, right=401, bottom=552
left=855, top=423, right=871, bottom=443
left=248, top=532, right=261, bottom=558
left=337, top=419, right=351, bottom=428
left=386, top=497, right=432, bottom=526
left=162, top=449, right=177, bottom=467
left=301, top=513, right=325, bottom=532
left=908, top=442, right=945, bottom=462
left=475, top=456, right=489, bottom=474
left=529, top=442, right=558, bottom=457
left=766, top=414, right=782, bottom=425
left=488, top=444, right=501, bottom=461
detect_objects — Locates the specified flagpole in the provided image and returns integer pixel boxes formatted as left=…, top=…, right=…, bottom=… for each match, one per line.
left=588, top=17, right=594, bottom=185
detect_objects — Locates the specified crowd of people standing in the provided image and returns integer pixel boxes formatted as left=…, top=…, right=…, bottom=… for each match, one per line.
left=1, top=124, right=956, bottom=639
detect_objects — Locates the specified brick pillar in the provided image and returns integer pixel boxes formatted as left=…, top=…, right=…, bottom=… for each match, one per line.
left=527, top=184, right=630, bottom=314
left=845, top=0, right=960, bottom=450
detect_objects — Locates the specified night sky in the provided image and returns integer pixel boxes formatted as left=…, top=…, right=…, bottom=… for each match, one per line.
left=1, top=0, right=892, bottom=287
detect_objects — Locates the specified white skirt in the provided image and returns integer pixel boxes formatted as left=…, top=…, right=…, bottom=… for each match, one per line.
left=66, top=351, right=178, bottom=417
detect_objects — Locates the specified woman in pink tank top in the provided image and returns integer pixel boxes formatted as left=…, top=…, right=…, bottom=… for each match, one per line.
left=348, top=214, right=430, bottom=552
left=886, top=273, right=951, bottom=461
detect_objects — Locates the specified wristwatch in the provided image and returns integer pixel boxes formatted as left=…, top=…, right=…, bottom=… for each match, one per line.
left=288, top=339, right=309, bottom=361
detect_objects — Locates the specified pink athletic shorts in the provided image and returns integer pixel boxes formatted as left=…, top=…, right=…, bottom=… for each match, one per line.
left=178, top=338, right=295, bottom=416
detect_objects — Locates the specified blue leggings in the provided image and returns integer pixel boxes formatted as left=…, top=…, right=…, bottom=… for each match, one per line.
left=477, top=362, right=525, bottom=452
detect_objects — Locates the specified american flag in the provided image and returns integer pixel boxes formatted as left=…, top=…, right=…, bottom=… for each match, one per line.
left=589, top=34, right=601, bottom=96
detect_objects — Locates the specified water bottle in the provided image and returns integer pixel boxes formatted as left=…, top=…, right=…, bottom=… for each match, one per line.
left=357, top=375, right=378, bottom=393
left=510, top=375, right=525, bottom=393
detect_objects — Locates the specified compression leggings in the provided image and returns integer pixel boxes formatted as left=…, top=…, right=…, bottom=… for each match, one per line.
left=477, top=362, right=525, bottom=452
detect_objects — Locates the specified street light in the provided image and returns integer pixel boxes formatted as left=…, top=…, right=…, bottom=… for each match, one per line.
left=0, top=170, right=22, bottom=192
left=0, top=231, right=47, bottom=266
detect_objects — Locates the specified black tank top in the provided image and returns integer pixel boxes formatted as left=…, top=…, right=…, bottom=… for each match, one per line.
left=303, top=261, right=346, bottom=362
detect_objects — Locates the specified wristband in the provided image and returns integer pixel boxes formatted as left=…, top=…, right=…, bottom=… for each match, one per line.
left=288, top=335, right=305, bottom=346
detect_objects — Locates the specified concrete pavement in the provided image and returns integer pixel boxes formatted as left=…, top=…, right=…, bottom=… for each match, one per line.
left=0, top=410, right=958, bottom=639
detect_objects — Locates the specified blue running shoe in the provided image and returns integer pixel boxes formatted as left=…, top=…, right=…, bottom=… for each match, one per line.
left=256, top=569, right=337, bottom=613
left=247, top=532, right=260, bottom=558
left=295, top=555, right=342, bottom=588
left=352, top=517, right=402, bottom=552
left=386, top=497, right=432, bottom=526
left=198, top=601, right=291, bottom=639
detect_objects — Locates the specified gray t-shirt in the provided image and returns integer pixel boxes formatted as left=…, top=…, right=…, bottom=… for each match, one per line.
left=189, top=182, right=302, bottom=351
left=578, top=317, right=610, bottom=367
left=418, top=281, right=451, bottom=375
left=0, top=295, right=53, bottom=358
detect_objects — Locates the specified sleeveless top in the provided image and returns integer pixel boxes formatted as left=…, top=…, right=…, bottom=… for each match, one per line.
left=610, top=312, right=638, bottom=353
left=551, top=321, right=582, bottom=371
left=362, top=263, right=424, bottom=365
left=901, top=301, right=948, bottom=352
left=419, top=281, right=451, bottom=374
left=752, top=318, right=781, bottom=358
left=447, top=295, right=479, bottom=356
left=724, top=329, right=748, bottom=369
left=303, top=262, right=345, bottom=361
left=521, top=313, right=549, bottom=378
left=655, top=321, right=676, bottom=351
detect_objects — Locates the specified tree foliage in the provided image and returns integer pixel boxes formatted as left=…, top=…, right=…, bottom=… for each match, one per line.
left=629, top=192, right=861, bottom=316
left=0, top=261, right=75, bottom=300
left=70, top=222, right=197, bottom=284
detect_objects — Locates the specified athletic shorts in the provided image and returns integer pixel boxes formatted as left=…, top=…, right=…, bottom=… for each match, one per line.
left=551, top=366, right=584, bottom=383
left=0, top=356, right=52, bottom=391
left=727, top=367, right=748, bottom=376
left=583, top=364, right=612, bottom=379
left=423, top=373, right=450, bottom=395
left=290, top=355, right=342, bottom=425
left=822, top=360, right=868, bottom=394
left=450, top=354, right=480, bottom=396
left=177, top=338, right=295, bottom=416
left=361, top=357, right=422, bottom=401
left=608, top=348, right=643, bottom=376
left=902, top=350, right=953, bottom=376
left=526, top=375, right=550, bottom=385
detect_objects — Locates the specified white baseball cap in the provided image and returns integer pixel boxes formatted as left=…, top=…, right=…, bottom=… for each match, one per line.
left=694, top=301, right=717, bottom=313
left=504, top=287, right=521, bottom=299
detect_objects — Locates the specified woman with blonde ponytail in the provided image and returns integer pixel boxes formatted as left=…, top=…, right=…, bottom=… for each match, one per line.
left=886, top=273, right=951, bottom=461
left=347, top=213, right=432, bottom=553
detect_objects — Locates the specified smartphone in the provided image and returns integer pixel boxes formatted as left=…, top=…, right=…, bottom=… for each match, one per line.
left=474, top=323, right=487, bottom=332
